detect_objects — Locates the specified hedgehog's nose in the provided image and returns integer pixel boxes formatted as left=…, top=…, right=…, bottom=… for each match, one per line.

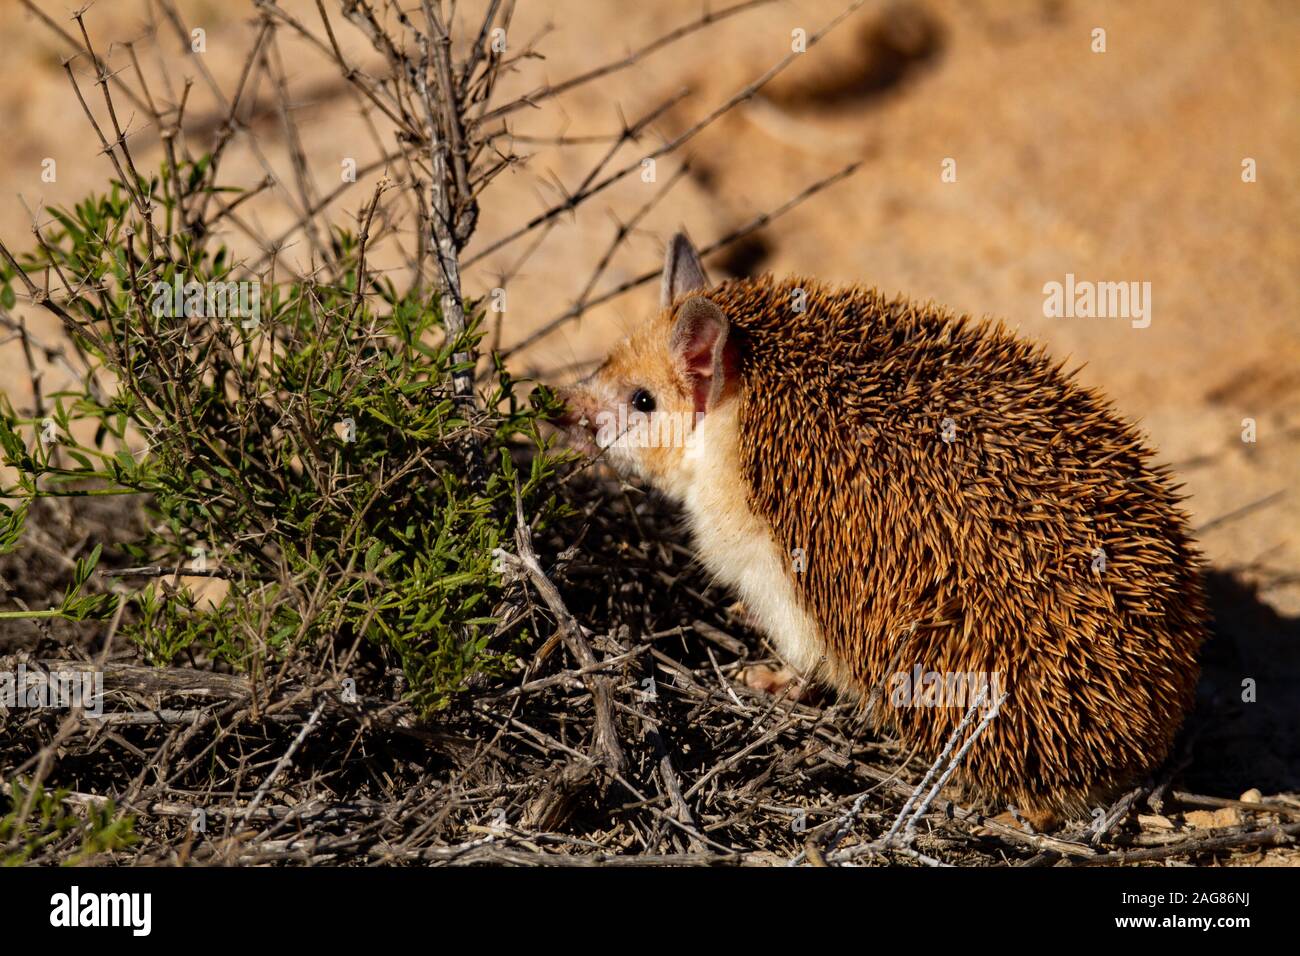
left=550, top=387, right=583, bottom=428
left=548, top=388, right=599, bottom=456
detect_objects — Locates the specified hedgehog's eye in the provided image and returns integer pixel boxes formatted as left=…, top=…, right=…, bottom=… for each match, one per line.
left=631, top=388, right=656, bottom=413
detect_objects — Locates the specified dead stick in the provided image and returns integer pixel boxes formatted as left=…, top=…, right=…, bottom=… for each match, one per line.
left=502, top=487, right=627, bottom=774
left=1077, top=822, right=1300, bottom=865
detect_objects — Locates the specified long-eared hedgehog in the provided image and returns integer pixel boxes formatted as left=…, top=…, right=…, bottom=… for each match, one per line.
left=553, top=233, right=1209, bottom=821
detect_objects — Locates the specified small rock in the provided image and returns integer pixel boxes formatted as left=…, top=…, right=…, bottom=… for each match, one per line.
left=1184, top=807, right=1242, bottom=829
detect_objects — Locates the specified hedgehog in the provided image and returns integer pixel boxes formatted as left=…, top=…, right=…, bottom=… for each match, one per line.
left=552, top=233, right=1209, bottom=824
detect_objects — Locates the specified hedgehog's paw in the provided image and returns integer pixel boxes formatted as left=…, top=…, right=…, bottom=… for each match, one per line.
left=740, top=664, right=806, bottom=700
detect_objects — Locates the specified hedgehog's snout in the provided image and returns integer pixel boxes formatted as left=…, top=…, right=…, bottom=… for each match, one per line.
left=551, top=385, right=601, bottom=456
left=551, top=385, right=593, bottom=428
left=549, top=386, right=579, bottom=427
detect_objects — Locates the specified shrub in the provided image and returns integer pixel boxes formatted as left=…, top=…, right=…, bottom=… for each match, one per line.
left=0, top=166, right=567, bottom=713
left=0, top=778, right=135, bottom=866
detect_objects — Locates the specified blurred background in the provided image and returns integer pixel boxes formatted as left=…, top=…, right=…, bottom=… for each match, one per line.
left=1, top=0, right=1297, bottom=624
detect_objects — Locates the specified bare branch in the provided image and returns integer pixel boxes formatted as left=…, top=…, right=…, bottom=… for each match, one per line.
left=502, top=161, right=863, bottom=360
left=479, top=0, right=778, bottom=123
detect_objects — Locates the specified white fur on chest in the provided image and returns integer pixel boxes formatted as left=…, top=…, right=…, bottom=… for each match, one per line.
left=674, top=404, right=825, bottom=676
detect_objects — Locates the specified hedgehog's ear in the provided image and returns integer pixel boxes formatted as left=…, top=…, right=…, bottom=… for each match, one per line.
left=671, top=297, right=737, bottom=415
left=661, top=232, right=710, bottom=307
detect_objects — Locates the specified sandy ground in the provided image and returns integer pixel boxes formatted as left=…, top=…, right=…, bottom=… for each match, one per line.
left=1, top=1, right=1297, bottom=804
